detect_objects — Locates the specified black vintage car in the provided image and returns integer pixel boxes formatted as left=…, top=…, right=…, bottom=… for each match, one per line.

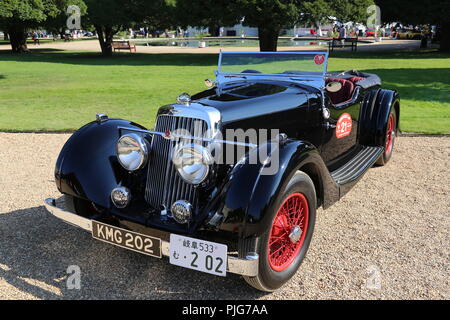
left=44, top=52, right=399, bottom=291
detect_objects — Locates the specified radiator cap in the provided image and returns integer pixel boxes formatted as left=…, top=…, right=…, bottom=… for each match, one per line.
left=176, top=92, right=191, bottom=105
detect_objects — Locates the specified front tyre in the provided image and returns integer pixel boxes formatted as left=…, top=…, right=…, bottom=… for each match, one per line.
left=376, top=108, right=397, bottom=166
left=240, top=171, right=316, bottom=292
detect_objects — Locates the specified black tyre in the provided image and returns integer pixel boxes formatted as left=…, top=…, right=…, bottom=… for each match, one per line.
left=376, top=108, right=397, bottom=166
left=62, top=194, right=99, bottom=217
left=239, top=171, right=316, bottom=291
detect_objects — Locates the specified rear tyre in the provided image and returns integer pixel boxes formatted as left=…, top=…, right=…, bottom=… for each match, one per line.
left=376, top=108, right=397, bottom=166
left=239, top=171, right=316, bottom=291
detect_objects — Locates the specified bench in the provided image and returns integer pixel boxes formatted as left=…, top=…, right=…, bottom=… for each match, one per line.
left=112, top=40, right=136, bottom=53
left=328, top=37, right=358, bottom=52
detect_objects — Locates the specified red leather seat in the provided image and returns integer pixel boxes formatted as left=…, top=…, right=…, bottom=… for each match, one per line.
left=326, top=78, right=354, bottom=105
left=348, top=76, right=365, bottom=83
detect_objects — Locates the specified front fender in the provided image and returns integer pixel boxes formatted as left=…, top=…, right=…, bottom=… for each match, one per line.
left=55, top=119, right=148, bottom=209
left=218, top=140, right=338, bottom=238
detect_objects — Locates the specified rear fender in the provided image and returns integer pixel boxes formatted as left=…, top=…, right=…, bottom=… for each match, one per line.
left=360, top=89, right=400, bottom=147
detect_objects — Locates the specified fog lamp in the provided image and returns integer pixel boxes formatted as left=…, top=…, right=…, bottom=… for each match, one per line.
left=171, top=200, right=193, bottom=224
left=111, top=187, right=131, bottom=208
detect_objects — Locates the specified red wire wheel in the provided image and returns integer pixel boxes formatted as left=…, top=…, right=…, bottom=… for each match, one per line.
left=268, top=192, right=309, bottom=272
left=385, top=113, right=395, bottom=154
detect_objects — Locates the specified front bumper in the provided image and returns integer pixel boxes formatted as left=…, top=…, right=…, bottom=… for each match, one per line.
left=43, top=197, right=259, bottom=277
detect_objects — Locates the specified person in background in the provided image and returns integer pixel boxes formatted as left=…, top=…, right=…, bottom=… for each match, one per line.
left=392, top=26, right=398, bottom=39
left=339, top=25, right=346, bottom=38
left=32, top=31, right=40, bottom=46
left=317, top=27, right=323, bottom=37
left=339, top=25, right=346, bottom=47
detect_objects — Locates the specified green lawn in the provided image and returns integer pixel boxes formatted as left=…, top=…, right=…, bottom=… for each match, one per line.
left=0, top=49, right=448, bottom=133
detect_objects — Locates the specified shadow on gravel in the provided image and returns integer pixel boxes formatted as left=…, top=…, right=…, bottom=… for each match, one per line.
left=0, top=206, right=267, bottom=299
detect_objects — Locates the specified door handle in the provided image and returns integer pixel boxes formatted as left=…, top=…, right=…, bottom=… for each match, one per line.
left=323, top=122, right=336, bottom=130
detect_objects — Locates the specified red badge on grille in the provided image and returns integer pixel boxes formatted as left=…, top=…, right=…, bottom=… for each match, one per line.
left=163, top=129, right=172, bottom=139
left=314, top=54, right=325, bottom=65
left=336, top=113, right=352, bottom=138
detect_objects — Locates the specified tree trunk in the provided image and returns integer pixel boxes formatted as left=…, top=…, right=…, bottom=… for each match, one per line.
left=4, top=32, right=8, bottom=41
left=439, top=21, right=450, bottom=52
left=420, top=35, right=428, bottom=48
left=95, top=25, right=115, bottom=56
left=258, top=26, right=279, bottom=52
left=8, top=26, right=28, bottom=53
left=208, top=25, right=220, bottom=37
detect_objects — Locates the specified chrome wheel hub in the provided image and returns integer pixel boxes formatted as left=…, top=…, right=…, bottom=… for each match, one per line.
left=288, top=225, right=303, bottom=244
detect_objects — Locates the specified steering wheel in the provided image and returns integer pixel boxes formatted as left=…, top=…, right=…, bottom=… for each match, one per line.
left=337, top=69, right=362, bottom=77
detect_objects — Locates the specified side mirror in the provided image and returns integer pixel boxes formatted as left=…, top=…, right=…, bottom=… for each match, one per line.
left=204, top=78, right=216, bottom=88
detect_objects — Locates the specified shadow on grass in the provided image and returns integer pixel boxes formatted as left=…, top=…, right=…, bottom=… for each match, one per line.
left=0, top=50, right=218, bottom=67
left=0, top=47, right=448, bottom=68
left=360, top=68, right=450, bottom=104
left=0, top=48, right=66, bottom=55
left=328, top=49, right=450, bottom=60
left=0, top=206, right=267, bottom=299
left=0, top=48, right=450, bottom=66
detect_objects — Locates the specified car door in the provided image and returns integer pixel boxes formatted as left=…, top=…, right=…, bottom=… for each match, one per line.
left=320, top=85, right=362, bottom=167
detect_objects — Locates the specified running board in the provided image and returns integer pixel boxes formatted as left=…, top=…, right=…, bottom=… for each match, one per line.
left=331, top=146, right=383, bottom=185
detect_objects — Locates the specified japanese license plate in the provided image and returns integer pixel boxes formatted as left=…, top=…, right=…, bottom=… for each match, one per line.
left=169, top=234, right=227, bottom=276
left=92, top=220, right=161, bottom=258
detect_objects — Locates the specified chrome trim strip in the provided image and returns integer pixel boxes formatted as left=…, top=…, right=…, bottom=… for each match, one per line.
left=118, top=126, right=258, bottom=148
left=44, top=198, right=92, bottom=231
left=44, top=197, right=259, bottom=277
left=159, top=102, right=221, bottom=138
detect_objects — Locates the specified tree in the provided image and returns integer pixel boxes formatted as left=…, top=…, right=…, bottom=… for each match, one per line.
left=297, top=0, right=333, bottom=29
left=178, top=0, right=373, bottom=51
left=0, top=0, right=58, bottom=53
left=176, top=0, right=240, bottom=36
left=44, top=0, right=87, bottom=38
left=177, top=0, right=303, bottom=51
left=84, top=0, right=175, bottom=56
left=330, top=0, right=374, bottom=24
left=132, top=0, right=177, bottom=37
left=83, top=0, right=133, bottom=56
left=232, top=0, right=302, bottom=51
left=375, top=0, right=450, bottom=52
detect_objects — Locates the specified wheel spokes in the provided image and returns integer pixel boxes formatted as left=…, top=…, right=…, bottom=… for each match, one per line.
left=268, top=193, right=310, bottom=271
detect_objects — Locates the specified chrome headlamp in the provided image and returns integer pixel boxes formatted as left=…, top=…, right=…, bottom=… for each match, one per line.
left=172, top=143, right=213, bottom=185
left=116, top=133, right=148, bottom=171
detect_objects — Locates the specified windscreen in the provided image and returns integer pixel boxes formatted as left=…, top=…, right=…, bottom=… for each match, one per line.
left=219, top=52, right=327, bottom=76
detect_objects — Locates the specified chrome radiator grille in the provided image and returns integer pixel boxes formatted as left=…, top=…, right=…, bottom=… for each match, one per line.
left=145, top=115, right=208, bottom=212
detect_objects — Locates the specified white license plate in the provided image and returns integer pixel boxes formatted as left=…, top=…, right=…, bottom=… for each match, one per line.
left=169, top=234, right=227, bottom=276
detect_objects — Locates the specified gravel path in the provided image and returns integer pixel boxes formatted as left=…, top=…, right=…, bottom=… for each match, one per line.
left=0, top=133, right=448, bottom=300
